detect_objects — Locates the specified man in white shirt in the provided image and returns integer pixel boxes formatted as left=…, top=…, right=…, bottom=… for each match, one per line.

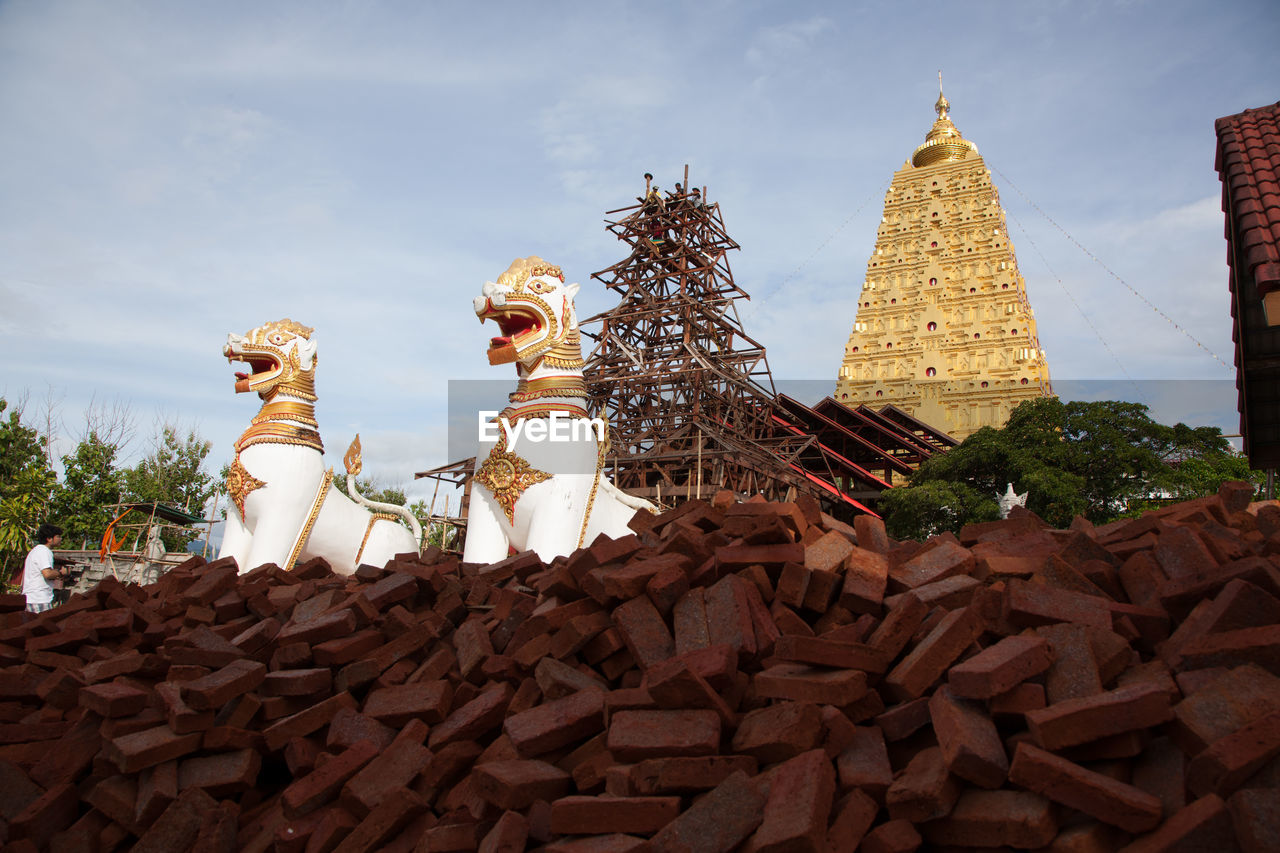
left=22, top=523, right=65, bottom=613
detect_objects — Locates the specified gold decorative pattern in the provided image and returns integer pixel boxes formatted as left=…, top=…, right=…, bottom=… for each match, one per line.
left=354, top=512, right=399, bottom=567
left=499, top=404, right=591, bottom=422
left=577, top=416, right=612, bottom=549
left=286, top=468, right=333, bottom=570
left=251, top=399, right=318, bottom=428
left=475, top=436, right=553, bottom=524
left=235, top=421, right=324, bottom=454
left=344, top=435, right=363, bottom=477
left=509, top=375, right=591, bottom=402
left=226, top=457, right=266, bottom=520
left=496, top=256, right=564, bottom=293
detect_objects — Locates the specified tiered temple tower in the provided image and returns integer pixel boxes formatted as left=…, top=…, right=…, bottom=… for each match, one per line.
left=835, top=88, right=1052, bottom=439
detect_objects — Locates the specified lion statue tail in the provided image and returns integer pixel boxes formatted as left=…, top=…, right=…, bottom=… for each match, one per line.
left=343, top=435, right=424, bottom=549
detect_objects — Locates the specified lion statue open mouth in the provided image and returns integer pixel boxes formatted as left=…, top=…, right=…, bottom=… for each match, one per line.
left=463, top=258, right=653, bottom=564
left=218, top=319, right=420, bottom=575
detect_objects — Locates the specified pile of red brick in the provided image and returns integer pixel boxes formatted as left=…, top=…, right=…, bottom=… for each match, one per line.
left=1, top=483, right=1279, bottom=852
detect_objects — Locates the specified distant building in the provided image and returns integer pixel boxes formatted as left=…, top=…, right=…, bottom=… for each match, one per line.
left=836, top=89, right=1052, bottom=439
left=1216, top=100, right=1280, bottom=471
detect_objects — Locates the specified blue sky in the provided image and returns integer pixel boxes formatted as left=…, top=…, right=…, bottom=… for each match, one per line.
left=2, top=0, right=1277, bottom=506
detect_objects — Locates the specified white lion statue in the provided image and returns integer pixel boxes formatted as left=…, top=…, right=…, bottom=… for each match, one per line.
left=463, top=257, right=653, bottom=564
left=218, top=319, right=421, bottom=575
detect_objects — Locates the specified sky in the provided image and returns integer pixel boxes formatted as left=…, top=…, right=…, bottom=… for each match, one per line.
left=2, top=0, right=1278, bottom=516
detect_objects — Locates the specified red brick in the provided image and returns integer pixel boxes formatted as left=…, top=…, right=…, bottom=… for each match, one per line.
left=1187, top=709, right=1280, bottom=797
left=920, top=789, right=1056, bottom=849
left=860, top=818, right=921, bottom=853
left=479, top=810, right=529, bottom=853
left=314, top=628, right=385, bottom=667
left=363, top=680, right=452, bottom=727
left=8, top=781, right=78, bottom=849
left=891, top=540, right=974, bottom=590
left=549, top=794, right=680, bottom=835
left=929, top=684, right=1008, bottom=788
left=180, top=658, right=267, bottom=710
left=1123, top=793, right=1236, bottom=852
left=643, top=658, right=736, bottom=726
left=613, top=595, right=675, bottom=669
left=281, top=740, right=379, bottom=819
left=263, top=691, right=358, bottom=751
left=629, top=754, right=757, bottom=795
left=867, top=592, right=927, bottom=660
left=429, top=681, right=514, bottom=750
left=79, top=681, right=149, bottom=718
left=672, top=588, right=710, bottom=655
left=130, top=786, right=218, bottom=853
left=341, top=735, right=431, bottom=816
left=705, top=574, right=759, bottom=663
left=732, top=701, right=823, bottom=763
left=334, top=787, right=425, bottom=853
left=825, top=788, right=878, bottom=853
left=754, top=663, right=867, bottom=706
left=772, top=634, right=889, bottom=672
left=1025, top=682, right=1173, bottom=750
left=648, top=770, right=764, bottom=852
left=885, top=745, right=959, bottom=822
left=874, top=696, right=932, bottom=741
left=834, top=725, right=891, bottom=800
left=1008, top=742, right=1161, bottom=833
left=473, top=759, right=572, bottom=810
left=948, top=634, right=1051, bottom=699
left=1132, top=736, right=1187, bottom=819
left=1171, top=664, right=1280, bottom=754
left=1228, top=787, right=1280, bottom=853
left=1004, top=578, right=1113, bottom=629
left=749, top=748, right=834, bottom=852
left=804, top=529, right=853, bottom=573
left=504, top=689, right=606, bottom=758
left=715, top=542, right=804, bottom=570
left=1179, top=624, right=1280, bottom=674
left=883, top=605, right=983, bottom=701
left=1155, top=525, right=1219, bottom=579
left=1037, top=622, right=1104, bottom=703
left=261, top=667, right=332, bottom=697
left=105, top=724, right=202, bottom=774
left=853, top=514, right=889, bottom=553
left=607, top=708, right=720, bottom=761
left=841, top=547, right=889, bottom=613
left=177, top=748, right=260, bottom=797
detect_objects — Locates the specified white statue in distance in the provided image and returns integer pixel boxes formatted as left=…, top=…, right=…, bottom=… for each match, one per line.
left=463, top=257, right=653, bottom=565
left=999, top=483, right=1029, bottom=519
left=218, top=319, right=420, bottom=575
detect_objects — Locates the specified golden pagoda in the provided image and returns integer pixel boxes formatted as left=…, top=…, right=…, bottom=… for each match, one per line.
left=835, top=85, right=1052, bottom=440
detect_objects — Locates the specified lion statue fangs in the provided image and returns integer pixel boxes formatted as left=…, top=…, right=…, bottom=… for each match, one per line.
left=218, top=319, right=421, bottom=575
left=463, top=257, right=654, bottom=565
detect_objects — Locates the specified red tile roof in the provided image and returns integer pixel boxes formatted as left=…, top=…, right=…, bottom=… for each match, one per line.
left=1216, top=101, right=1280, bottom=468
left=1217, top=102, right=1280, bottom=294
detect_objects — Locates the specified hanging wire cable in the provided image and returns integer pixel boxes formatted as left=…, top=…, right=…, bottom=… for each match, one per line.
left=1004, top=208, right=1146, bottom=402
left=991, top=166, right=1231, bottom=370
left=771, top=178, right=892, bottom=292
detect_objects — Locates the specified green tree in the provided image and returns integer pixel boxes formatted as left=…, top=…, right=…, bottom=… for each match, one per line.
left=881, top=398, right=1260, bottom=538
left=335, top=477, right=407, bottom=507
left=0, top=398, right=57, bottom=579
left=123, top=424, right=217, bottom=551
left=49, top=430, right=124, bottom=548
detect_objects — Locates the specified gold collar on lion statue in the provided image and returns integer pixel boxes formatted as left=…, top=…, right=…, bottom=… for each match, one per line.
left=474, top=257, right=584, bottom=369
left=224, top=318, right=319, bottom=402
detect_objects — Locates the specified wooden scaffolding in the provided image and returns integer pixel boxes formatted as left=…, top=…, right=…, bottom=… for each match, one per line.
left=582, top=169, right=952, bottom=515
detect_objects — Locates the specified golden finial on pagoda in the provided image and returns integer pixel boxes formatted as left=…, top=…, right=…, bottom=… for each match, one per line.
left=912, top=71, right=977, bottom=168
